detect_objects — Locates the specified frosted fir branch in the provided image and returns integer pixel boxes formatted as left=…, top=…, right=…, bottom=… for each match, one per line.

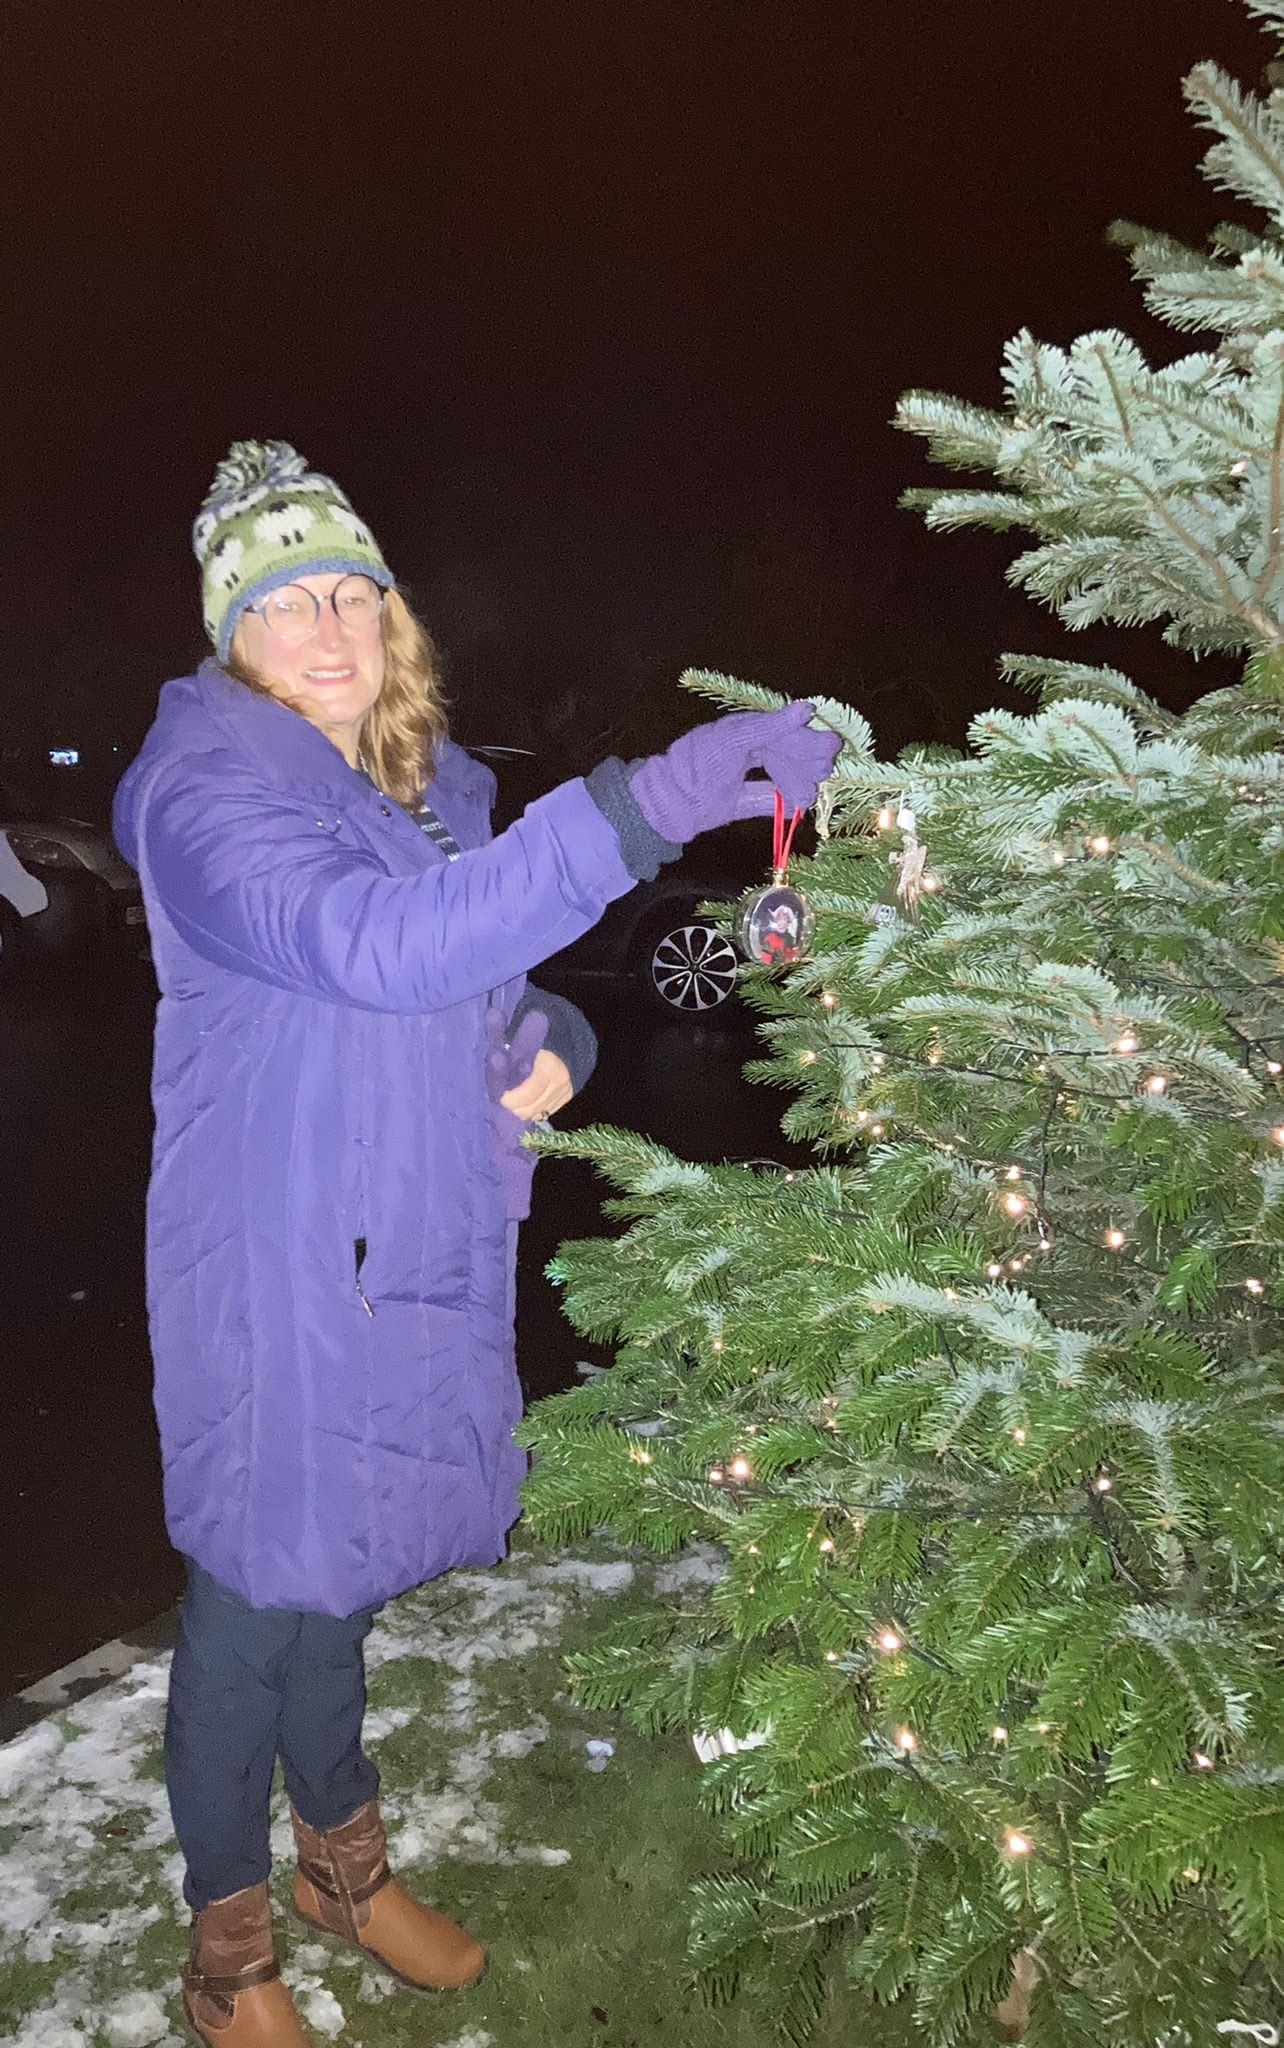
left=1186, top=61, right=1284, bottom=229
left=999, top=657, right=1174, bottom=731
left=678, top=668, right=787, bottom=714
left=1243, top=0, right=1284, bottom=38
left=894, top=390, right=1010, bottom=471
left=918, top=490, right=1031, bottom=534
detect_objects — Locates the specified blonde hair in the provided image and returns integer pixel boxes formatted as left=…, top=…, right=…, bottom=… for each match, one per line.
left=227, top=587, right=450, bottom=807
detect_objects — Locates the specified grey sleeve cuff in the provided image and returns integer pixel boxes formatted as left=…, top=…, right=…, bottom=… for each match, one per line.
left=584, top=755, right=683, bottom=882
left=510, top=985, right=599, bottom=1095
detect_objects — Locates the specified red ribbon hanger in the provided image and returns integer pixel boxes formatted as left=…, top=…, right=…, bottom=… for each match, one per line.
left=773, top=788, right=804, bottom=880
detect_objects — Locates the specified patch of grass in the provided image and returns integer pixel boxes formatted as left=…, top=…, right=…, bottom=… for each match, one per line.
left=2, top=1540, right=875, bottom=2046
left=368, top=1654, right=456, bottom=1718
left=0, top=1954, right=68, bottom=2026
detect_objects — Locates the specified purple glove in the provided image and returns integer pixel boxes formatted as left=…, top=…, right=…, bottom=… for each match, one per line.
left=629, top=700, right=841, bottom=845
left=485, top=1006, right=549, bottom=1221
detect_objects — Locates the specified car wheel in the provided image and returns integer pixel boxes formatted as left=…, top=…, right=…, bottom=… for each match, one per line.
left=0, top=898, right=23, bottom=982
left=642, top=913, right=741, bottom=1019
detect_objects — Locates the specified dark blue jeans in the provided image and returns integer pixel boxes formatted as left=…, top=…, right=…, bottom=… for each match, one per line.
left=165, top=1561, right=381, bottom=1910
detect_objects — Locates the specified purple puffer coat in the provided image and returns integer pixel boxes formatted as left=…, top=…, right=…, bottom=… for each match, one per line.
left=113, top=661, right=637, bottom=1618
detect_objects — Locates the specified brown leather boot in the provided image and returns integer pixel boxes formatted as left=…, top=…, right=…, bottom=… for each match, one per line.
left=182, top=1881, right=313, bottom=2046
left=290, top=1799, right=486, bottom=1992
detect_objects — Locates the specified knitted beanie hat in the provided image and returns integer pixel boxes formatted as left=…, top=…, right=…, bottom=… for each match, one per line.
left=193, top=439, right=394, bottom=661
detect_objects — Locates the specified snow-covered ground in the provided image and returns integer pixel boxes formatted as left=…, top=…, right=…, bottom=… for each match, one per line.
left=0, top=1543, right=725, bottom=2047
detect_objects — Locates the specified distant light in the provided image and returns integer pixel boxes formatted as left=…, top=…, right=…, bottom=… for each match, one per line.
left=49, top=748, right=80, bottom=767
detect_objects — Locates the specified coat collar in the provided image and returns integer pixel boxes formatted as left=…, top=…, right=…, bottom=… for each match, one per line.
left=149, top=660, right=489, bottom=809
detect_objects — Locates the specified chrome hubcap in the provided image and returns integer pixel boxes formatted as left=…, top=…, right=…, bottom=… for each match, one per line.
left=650, top=923, right=739, bottom=1013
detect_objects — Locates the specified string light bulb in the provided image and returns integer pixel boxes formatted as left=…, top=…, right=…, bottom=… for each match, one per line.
left=1192, top=1751, right=1215, bottom=1771
left=1088, top=834, right=1112, bottom=856
left=921, top=873, right=940, bottom=893
left=708, top=1467, right=724, bottom=1485
left=1104, top=1228, right=1127, bottom=1250
left=1003, top=1192, right=1029, bottom=1217
left=876, top=1628, right=903, bottom=1654
left=1113, top=1031, right=1139, bottom=1055
left=896, top=1728, right=917, bottom=1753
left=992, top=1724, right=1008, bottom=1744
left=1245, top=1278, right=1265, bottom=1297
left=1050, top=849, right=1066, bottom=867
left=1012, top=1427, right=1027, bottom=1444
left=1145, top=1075, right=1167, bottom=1095
left=1272, top=1125, right=1284, bottom=1147
left=1005, top=1830, right=1033, bottom=1857
left=1267, top=1059, right=1282, bottom=1077
left=799, top=1050, right=818, bottom=1068
left=629, top=1447, right=653, bottom=1464
left=729, top=1456, right=753, bottom=1481
left=1004, top=1165, right=1023, bottom=1182
left=876, top=805, right=894, bottom=831
left=821, top=990, right=837, bottom=1009
left=825, top=1650, right=840, bottom=1663
left=818, top=1536, right=835, bottom=1553
left=986, top=1262, right=1004, bottom=1279
left=1093, top=1472, right=1113, bottom=1493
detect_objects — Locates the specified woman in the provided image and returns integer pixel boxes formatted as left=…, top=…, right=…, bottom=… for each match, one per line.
left=114, top=439, right=838, bottom=2045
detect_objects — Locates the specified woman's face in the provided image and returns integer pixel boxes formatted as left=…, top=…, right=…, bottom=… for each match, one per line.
left=236, top=571, right=386, bottom=762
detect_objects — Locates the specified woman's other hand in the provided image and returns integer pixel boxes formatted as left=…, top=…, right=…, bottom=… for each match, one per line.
left=500, top=1048, right=573, bottom=1121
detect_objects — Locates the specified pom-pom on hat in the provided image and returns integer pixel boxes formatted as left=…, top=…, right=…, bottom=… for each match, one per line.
left=193, top=439, right=394, bottom=661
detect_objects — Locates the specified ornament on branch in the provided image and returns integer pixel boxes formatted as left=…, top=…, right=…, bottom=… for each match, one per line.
left=870, top=803, right=930, bottom=929
left=691, top=1725, right=770, bottom=1763
left=737, top=790, right=815, bottom=965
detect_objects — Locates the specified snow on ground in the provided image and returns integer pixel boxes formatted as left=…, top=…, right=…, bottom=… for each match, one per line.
left=0, top=1545, right=679, bottom=2044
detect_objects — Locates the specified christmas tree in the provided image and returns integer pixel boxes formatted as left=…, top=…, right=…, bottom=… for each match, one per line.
left=521, top=8, right=1284, bottom=2041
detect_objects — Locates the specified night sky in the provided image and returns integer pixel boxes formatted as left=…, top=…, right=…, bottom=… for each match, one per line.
left=2, top=0, right=1270, bottom=781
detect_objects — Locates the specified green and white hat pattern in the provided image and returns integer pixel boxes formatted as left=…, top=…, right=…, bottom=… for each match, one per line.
left=194, top=439, right=394, bottom=661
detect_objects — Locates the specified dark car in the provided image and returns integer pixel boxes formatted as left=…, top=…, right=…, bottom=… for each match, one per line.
left=475, top=745, right=757, bottom=1020
left=0, top=777, right=147, bottom=971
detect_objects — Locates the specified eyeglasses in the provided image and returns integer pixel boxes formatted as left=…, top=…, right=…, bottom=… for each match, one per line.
left=245, top=574, right=387, bottom=646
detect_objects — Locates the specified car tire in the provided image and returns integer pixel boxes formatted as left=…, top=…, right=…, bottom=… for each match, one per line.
left=640, top=908, right=741, bottom=1020
left=0, top=898, right=24, bottom=983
